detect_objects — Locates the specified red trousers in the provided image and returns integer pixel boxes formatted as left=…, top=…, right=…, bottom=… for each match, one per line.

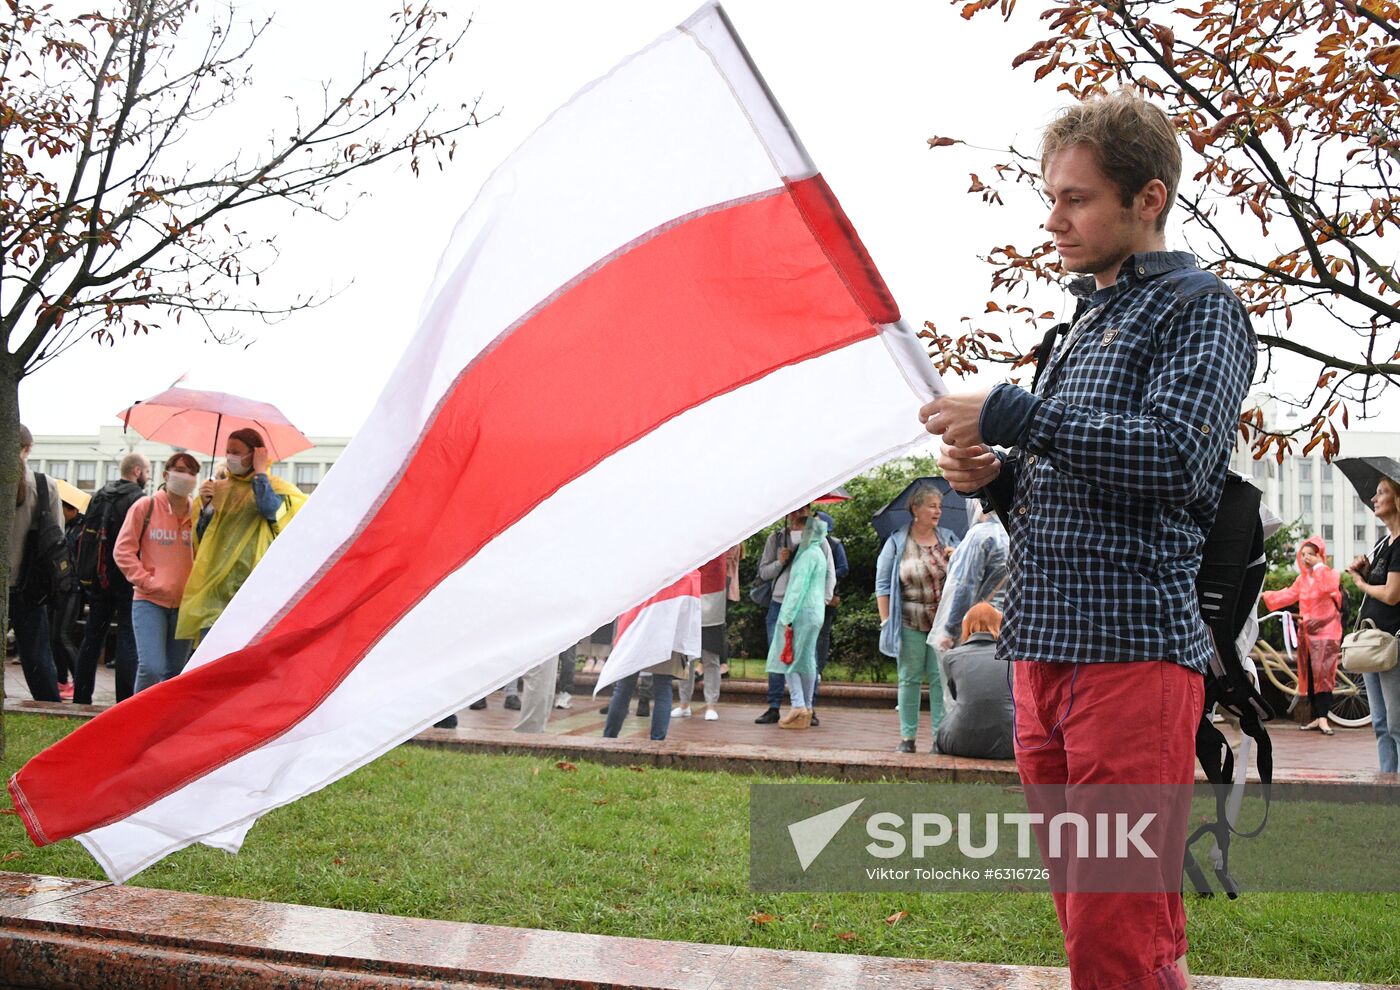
left=1014, top=659, right=1203, bottom=990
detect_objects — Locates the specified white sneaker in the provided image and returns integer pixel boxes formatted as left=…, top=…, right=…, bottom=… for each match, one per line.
left=671, top=706, right=692, bottom=718
left=704, top=708, right=719, bottom=721
left=554, top=692, right=573, bottom=709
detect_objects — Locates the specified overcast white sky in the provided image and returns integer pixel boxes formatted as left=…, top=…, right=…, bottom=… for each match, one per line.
left=18, top=0, right=1396, bottom=438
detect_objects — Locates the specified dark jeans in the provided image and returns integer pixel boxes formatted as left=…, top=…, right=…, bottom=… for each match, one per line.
left=814, top=604, right=837, bottom=705
left=766, top=600, right=784, bottom=708
left=557, top=644, right=577, bottom=694
left=48, top=589, right=82, bottom=683
left=9, top=591, right=60, bottom=702
left=73, top=588, right=137, bottom=705
left=603, top=673, right=674, bottom=740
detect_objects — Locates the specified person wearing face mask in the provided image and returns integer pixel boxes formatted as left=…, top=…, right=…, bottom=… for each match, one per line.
left=114, top=453, right=201, bottom=693
left=71, top=451, right=151, bottom=705
left=177, top=428, right=306, bottom=642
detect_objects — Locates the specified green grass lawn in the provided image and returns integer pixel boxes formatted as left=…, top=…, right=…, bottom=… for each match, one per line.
left=1, top=713, right=1396, bottom=982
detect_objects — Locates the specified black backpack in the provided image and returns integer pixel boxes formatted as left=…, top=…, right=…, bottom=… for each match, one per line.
left=16, top=474, right=75, bottom=605
left=73, top=480, right=142, bottom=595
left=1022, top=319, right=1273, bottom=899
left=1184, top=473, right=1273, bottom=898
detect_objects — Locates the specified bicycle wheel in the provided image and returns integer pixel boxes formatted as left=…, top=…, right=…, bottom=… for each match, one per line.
left=1253, top=641, right=1299, bottom=697
left=1328, top=668, right=1373, bottom=727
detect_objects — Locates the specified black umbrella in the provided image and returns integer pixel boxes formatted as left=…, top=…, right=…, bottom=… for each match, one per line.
left=871, top=477, right=971, bottom=545
left=1334, top=457, right=1400, bottom=507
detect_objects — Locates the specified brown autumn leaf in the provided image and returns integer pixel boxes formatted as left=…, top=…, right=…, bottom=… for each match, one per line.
left=332, top=856, right=346, bottom=866
left=627, top=765, right=648, bottom=773
left=747, top=912, right=776, bottom=924
left=0, top=852, right=22, bottom=863
left=555, top=761, right=579, bottom=773
left=926, top=135, right=958, bottom=148
left=0, top=809, right=18, bottom=816
left=885, top=910, right=909, bottom=925
left=836, top=931, right=858, bottom=941
left=811, top=921, right=828, bottom=930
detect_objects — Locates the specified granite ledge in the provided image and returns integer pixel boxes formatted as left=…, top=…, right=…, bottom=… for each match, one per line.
left=0, top=875, right=1391, bottom=990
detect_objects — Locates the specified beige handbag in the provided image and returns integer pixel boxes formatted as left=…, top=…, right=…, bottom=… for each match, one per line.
left=1341, top=619, right=1398, bottom=674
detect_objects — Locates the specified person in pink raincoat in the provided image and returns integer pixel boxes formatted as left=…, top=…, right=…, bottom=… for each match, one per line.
left=1262, top=535, right=1344, bottom=734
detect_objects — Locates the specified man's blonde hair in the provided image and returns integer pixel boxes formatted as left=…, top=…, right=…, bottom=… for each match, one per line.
left=1041, top=90, right=1181, bottom=231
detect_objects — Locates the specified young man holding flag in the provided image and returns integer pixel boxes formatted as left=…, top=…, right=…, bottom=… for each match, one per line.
left=921, top=91, right=1255, bottom=990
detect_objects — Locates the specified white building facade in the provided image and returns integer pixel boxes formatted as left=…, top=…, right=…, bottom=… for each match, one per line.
left=29, top=426, right=349, bottom=497
left=1230, top=401, right=1397, bottom=564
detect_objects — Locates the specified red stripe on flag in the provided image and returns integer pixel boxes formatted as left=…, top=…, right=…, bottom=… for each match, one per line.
left=12, top=176, right=884, bottom=845
left=614, top=570, right=702, bottom=642
left=785, top=175, right=899, bottom=325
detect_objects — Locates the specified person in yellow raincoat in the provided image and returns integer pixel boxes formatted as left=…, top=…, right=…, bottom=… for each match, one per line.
left=176, top=428, right=307, bottom=641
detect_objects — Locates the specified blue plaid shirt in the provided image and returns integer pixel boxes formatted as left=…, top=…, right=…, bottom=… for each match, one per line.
left=977, top=252, right=1256, bottom=672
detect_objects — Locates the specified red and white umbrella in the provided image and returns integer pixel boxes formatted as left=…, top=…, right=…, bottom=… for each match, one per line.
left=117, top=387, right=313, bottom=463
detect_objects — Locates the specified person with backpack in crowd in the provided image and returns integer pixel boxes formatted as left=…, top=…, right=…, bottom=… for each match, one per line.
left=114, top=452, right=200, bottom=693
left=766, top=515, right=833, bottom=729
left=178, top=428, right=306, bottom=643
left=9, top=425, right=64, bottom=702
left=811, top=509, right=848, bottom=721
left=934, top=602, right=1013, bottom=759
left=875, top=481, right=959, bottom=753
left=1262, top=535, right=1343, bottom=735
left=1347, top=474, right=1400, bottom=773
left=751, top=504, right=835, bottom=725
left=49, top=491, right=87, bottom=699
left=71, top=451, right=149, bottom=705
left=925, top=91, right=1255, bottom=990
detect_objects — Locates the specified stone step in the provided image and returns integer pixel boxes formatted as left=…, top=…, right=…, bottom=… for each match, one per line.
left=0, top=873, right=1383, bottom=990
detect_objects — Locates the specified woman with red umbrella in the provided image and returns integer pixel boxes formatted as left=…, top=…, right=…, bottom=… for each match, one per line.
left=176, top=428, right=307, bottom=643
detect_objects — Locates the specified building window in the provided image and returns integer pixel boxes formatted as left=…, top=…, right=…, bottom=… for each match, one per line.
left=1357, top=496, right=1369, bottom=513
left=1323, top=469, right=1334, bottom=488
left=1251, top=459, right=1267, bottom=480
left=75, top=461, right=97, bottom=491
left=1300, top=495, right=1312, bottom=514
left=1356, top=525, right=1368, bottom=542
left=269, top=462, right=288, bottom=479
left=45, top=461, right=69, bottom=481
left=1323, top=524, right=1334, bottom=543
left=105, top=461, right=122, bottom=483
left=1299, top=475, right=1313, bottom=493
left=294, top=462, right=321, bottom=493
left=1322, top=495, right=1333, bottom=514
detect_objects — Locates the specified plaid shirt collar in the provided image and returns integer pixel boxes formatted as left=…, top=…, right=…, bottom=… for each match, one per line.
left=1068, top=251, right=1199, bottom=305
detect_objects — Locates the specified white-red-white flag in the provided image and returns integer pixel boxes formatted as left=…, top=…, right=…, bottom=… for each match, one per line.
left=9, top=2, right=942, bottom=882
left=595, top=571, right=702, bottom=693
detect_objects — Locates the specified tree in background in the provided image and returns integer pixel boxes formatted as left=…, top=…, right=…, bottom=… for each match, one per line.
left=1, top=0, right=488, bottom=750
left=926, top=0, right=1398, bottom=462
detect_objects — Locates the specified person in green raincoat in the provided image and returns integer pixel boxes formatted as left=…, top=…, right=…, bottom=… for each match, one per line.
left=176, top=428, right=308, bottom=642
left=765, top=515, right=833, bottom=729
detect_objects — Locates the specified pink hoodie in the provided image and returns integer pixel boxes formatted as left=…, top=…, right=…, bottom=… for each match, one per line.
left=113, top=490, right=195, bottom=609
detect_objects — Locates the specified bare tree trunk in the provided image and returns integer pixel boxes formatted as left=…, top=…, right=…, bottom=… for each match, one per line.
left=0, top=357, right=24, bottom=760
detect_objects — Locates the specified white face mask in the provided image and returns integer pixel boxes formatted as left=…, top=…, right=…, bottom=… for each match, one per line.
left=225, top=454, right=250, bottom=475
left=165, top=471, right=197, bottom=497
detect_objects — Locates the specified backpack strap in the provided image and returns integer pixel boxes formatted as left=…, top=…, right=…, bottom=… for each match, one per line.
left=133, top=498, right=155, bottom=561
